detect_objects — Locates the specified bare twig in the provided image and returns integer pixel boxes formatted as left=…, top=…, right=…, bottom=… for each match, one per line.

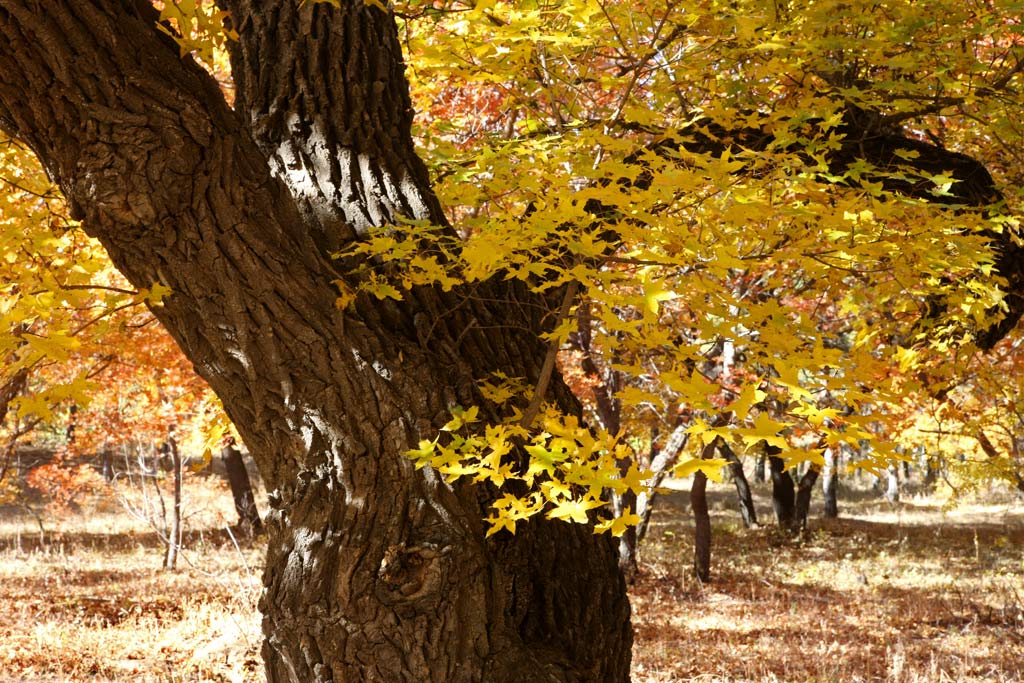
left=519, top=280, right=579, bottom=429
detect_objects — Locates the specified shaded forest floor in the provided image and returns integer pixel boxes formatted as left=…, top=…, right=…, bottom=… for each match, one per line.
left=0, top=476, right=1022, bottom=682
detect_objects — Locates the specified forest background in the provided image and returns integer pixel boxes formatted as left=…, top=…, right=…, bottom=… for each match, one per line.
left=1, top=0, right=1024, bottom=681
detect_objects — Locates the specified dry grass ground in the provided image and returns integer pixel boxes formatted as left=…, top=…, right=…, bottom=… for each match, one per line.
left=0, top=476, right=264, bottom=683
left=0, top=474, right=1021, bottom=682
left=632, top=481, right=1024, bottom=683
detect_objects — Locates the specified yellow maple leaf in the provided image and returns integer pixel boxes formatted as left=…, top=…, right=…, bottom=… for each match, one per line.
left=594, top=507, right=642, bottom=537
left=547, top=497, right=603, bottom=524
left=673, top=457, right=728, bottom=483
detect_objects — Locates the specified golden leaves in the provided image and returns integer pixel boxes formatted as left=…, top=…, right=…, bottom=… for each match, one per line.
left=157, top=0, right=237, bottom=67
left=407, top=398, right=655, bottom=537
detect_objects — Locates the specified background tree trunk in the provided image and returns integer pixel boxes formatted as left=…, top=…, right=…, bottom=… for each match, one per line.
left=164, top=432, right=182, bottom=571
left=793, top=464, right=820, bottom=533
left=635, top=423, right=689, bottom=545
left=689, top=439, right=719, bottom=582
left=690, top=469, right=711, bottom=582
left=720, top=441, right=758, bottom=528
left=221, top=443, right=263, bottom=534
left=0, top=2, right=633, bottom=680
left=919, top=446, right=939, bottom=490
left=768, top=448, right=796, bottom=530
left=570, top=303, right=637, bottom=577
left=754, top=453, right=767, bottom=483
left=822, top=446, right=839, bottom=518
left=885, top=464, right=901, bottom=503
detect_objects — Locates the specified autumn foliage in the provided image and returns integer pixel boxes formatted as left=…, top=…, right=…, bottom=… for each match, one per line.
left=1, top=0, right=1023, bottom=541
left=0, top=2, right=1023, bottom=682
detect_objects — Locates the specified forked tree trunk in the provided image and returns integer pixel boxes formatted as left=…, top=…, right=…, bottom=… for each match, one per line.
left=767, top=448, right=796, bottom=531
left=792, top=464, right=820, bottom=534
left=0, top=2, right=632, bottom=680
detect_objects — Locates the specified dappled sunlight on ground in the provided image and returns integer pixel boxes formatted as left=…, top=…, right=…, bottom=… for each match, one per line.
left=631, top=480, right=1024, bottom=683
left=0, top=476, right=264, bottom=682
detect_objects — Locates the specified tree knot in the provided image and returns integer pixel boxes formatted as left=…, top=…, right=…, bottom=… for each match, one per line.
left=377, top=542, right=446, bottom=603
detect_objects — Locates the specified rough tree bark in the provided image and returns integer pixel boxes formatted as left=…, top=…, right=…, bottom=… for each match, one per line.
left=0, top=2, right=631, bottom=681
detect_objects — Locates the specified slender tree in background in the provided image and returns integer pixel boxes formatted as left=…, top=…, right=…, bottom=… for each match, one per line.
left=163, top=427, right=183, bottom=571
left=822, top=447, right=840, bottom=519
left=221, top=440, right=263, bottom=534
left=720, top=440, right=759, bottom=528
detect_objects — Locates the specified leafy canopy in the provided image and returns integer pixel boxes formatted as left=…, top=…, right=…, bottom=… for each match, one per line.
left=3, top=0, right=1023, bottom=528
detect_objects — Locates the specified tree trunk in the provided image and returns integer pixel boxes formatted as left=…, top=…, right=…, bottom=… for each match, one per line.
left=793, top=464, right=820, bottom=533
left=101, top=450, right=113, bottom=483
left=915, top=445, right=936, bottom=489
left=719, top=441, right=758, bottom=528
left=754, top=452, right=767, bottom=483
left=0, top=2, right=632, bottom=681
left=768, top=448, right=796, bottom=530
left=690, top=438, right=722, bottom=582
left=922, top=455, right=939, bottom=488
left=635, top=423, right=689, bottom=545
left=690, top=470, right=711, bottom=582
left=571, top=303, right=637, bottom=577
left=164, top=433, right=182, bottom=571
left=822, top=447, right=839, bottom=518
left=884, top=464, right=900, bottom=503
left=612, top=488, right=639, bottom=578
left=689, top=440, right=717, bottom=583
left=221, top=443, right=263, bottom=534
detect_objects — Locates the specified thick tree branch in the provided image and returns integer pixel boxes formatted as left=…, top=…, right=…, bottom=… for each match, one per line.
left=220, top=0, right=448, bottom=248
left=619, top=112, right=1024, bottom=349
left=0, top=0, right=342, bottom=488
